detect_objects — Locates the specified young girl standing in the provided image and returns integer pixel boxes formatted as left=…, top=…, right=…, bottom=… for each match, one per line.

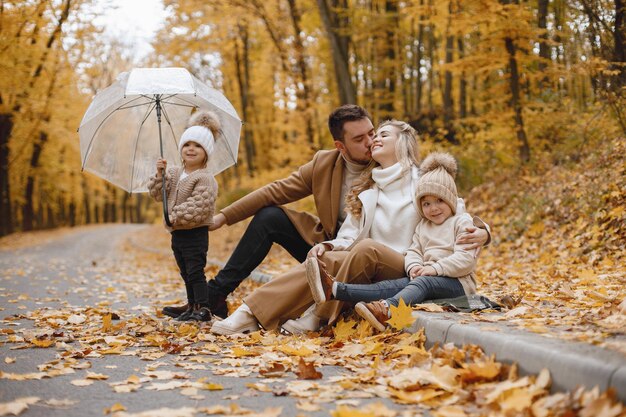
left=147, top=111, right=219, bottom=322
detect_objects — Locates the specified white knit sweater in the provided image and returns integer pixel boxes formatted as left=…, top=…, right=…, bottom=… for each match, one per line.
left=369, top=163, right=419, bottom=253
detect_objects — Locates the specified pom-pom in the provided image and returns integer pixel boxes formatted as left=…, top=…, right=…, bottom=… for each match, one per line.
left=419, top=152, right=457, bottom=178
left=188, top=111, right=221, bottom=137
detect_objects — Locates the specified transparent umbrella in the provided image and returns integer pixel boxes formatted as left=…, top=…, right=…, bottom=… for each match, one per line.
left=78, top=67, right=242, bottom=225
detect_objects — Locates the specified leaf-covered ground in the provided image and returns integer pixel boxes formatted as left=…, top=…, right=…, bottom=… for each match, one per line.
left=1, top=224, right=624, bottom=417
left=0, top=137, right=624, bottom=416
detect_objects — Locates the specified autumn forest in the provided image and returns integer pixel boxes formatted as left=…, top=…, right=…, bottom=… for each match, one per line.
left=0, top=0, right=624, bottom=236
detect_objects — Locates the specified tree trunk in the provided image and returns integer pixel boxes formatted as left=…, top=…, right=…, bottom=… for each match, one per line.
left=317, top=0, right=356, bottom=104
left=415, top=2, right=425, bottom=114
left=234, top=23, right=256, bottom=176
left=287, top=0, right=316, bottom=146
left=22, top=131, right=47, bottom=231
left=442, top=8, right=454, bottom=123
left=377, top=0, right=397, bottom=118
left=614, top=0, right=626, bottom=88
left=427, top=24, right=435, bottom=111
left=505, top=36, right=531, bottom=163
left=537, top=0, right=550, bottom=86
left=458, top=37, right=467, bottom=119
left=0, top=113, right=13, bottom=236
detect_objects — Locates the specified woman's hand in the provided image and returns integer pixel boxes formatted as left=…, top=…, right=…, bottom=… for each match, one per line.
left=456, top=226, right=488, bottom=250
left=308, top=243, right=329, bottom=259
left=209, top=213, right=226, bottom=231
left=155, top=158, right=167, bottom=178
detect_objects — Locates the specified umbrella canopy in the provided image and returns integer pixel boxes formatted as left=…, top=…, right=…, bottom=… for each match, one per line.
left=79, top=67, right=241, bottom=193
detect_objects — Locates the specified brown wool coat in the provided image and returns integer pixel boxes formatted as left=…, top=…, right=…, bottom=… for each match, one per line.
left=220, top=150, right=345, bottom=245
left=147, top=167, right=218, bottom=231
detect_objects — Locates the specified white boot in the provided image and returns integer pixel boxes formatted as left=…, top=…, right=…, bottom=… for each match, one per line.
left=210, top=303, right=259, bottom=335
left=280, top=305, right=321, bottom=335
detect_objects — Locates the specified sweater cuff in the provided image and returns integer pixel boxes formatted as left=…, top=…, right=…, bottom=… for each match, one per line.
left=432, top=263, right=444, bottom=276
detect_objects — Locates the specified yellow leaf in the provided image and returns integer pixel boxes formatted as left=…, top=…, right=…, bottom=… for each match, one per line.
left=387, top=299, right=415, bottom=330
left=500, top=388, right=533, bottom=412
left=276, top=345, right=314, bottom=357
left=333, top=318, right=357, bottom=341
left=200, top=383, right=223, bottom=391
left=231, top=347, right=259, bottom=357
left=102, top=314, right=112, bottom=332
left=30, top=338, right=55, bottom=348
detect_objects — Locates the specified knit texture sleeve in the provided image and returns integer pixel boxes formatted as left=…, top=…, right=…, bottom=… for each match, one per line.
left=431, top=214, right=478, bottom=277
left=170, top=174, right=217, bottom=228
left=146, top=168, right=174, bottom=202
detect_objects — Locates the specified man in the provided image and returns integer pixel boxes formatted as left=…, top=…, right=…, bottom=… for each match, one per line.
left=162, top=104, right=376, bottom=319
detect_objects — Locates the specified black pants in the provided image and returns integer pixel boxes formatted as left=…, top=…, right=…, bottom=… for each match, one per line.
left=208, top=206, right=312, bottom=297
left=171, top=226, right=209, bottom=306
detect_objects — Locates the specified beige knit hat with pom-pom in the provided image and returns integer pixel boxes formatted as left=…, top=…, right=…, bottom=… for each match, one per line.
left=416, top=152, right=458, bottom=216
left=178, top=110, right=221, bottom=158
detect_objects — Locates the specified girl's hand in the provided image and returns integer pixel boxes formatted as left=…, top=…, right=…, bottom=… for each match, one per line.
left=156, top=158, right=167, bottom=178
left=409, top=266, right=421, bottom=279
left=307, top=243, right=328, bottom=259
left=420, top=266, right=437, bottom=276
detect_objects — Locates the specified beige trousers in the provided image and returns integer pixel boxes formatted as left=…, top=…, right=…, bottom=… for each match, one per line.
left=245, top=239, right=406, bottom=330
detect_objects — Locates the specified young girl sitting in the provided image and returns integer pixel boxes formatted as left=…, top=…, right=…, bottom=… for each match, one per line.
left=354, top=152, right=480, bottom=331
left=147, top=111, right=219, bottom=322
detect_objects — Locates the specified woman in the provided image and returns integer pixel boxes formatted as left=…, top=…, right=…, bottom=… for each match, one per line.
left=211, top=120, right=488, bottom=335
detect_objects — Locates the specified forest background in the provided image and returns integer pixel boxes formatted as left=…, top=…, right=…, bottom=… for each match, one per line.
left=0, top=0, right=624, bottom=252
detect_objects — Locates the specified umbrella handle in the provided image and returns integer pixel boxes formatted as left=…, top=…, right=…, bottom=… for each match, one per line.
left=162, top=175, right=172, bottom=227
left=156, top=96, right=173, bottom=227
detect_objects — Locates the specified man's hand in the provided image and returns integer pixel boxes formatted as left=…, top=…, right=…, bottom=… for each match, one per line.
left=209, top=213, right=227, bottom=231
left=456, top=226, right=488, bottom=250
left=307, top=243, right=328, bottom=258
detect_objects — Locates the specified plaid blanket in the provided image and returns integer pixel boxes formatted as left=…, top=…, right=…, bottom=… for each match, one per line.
left=426, top=294, right=502, bottom=312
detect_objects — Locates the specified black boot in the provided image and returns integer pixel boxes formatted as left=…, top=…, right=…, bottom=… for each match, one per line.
left=208, top=291, right=228, bottom=319
left=162, top=303, right=189, bottom=318
left=176, top=305, right=195, bottom=321
left=189, top=305, right=212, bottom=322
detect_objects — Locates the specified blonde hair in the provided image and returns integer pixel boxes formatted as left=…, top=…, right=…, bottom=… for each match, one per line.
left=345, top=120, right=419, bottom=218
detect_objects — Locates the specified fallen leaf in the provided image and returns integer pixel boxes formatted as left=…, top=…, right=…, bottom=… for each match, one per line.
left=387, top=299, right=416, bottom=330
left=294, top=358, right=322, bottom=380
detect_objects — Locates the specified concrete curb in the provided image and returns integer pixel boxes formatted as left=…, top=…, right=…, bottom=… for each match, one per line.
left=409, top=311, right=626, bottom=402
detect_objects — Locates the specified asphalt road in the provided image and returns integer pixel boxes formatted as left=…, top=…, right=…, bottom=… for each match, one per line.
left=0, top=224, right=413, bottom=417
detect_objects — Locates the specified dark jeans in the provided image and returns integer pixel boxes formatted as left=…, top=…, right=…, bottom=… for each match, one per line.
left=208, top=207, right=312, bottom=297
left=335, top=276, right=465, bottom=307
left=171, top=226, right=209, bottom=306
left=387, top=275, right=465, bottom=307
left=336, top=278, right=411, bottom=302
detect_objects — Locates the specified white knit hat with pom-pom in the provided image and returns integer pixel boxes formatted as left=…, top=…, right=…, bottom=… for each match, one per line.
left=416, top=152, right=459, bottom=216
left=179, top=111, right=221, bottom=160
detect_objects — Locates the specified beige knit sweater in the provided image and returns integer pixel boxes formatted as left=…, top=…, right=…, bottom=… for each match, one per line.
left=147, top=167, right=218, bottom=231
left=404, top=213, right=480, bottom=296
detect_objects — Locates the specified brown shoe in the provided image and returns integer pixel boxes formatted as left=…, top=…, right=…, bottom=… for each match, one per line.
left=355, top=301, right=389, bottom=332
left=306, top=257, right=335, bottom=304
left=162, top=303, right=189, bottom=318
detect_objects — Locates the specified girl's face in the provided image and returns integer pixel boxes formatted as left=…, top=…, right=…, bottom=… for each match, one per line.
left=181, top=141, right=207, bottom=169
left=371, top=124, right=399, bottom=168
left=420, top=195, right=453, bottom=225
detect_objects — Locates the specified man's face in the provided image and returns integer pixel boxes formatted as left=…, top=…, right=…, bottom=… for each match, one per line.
left=334, top=118, right=375, bottom=165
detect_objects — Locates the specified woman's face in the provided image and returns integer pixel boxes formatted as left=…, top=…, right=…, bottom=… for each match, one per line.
left=371, top=124, right=399, bottom=168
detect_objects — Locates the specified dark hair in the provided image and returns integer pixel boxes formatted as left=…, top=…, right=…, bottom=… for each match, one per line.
left=328, top=104, right=371, bottom=142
